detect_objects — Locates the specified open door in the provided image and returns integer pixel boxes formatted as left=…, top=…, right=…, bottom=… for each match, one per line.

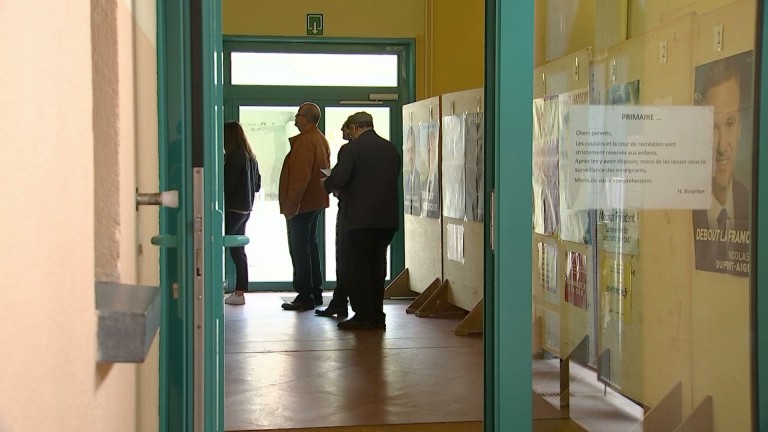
left=157, top=0, right=225, bottom=430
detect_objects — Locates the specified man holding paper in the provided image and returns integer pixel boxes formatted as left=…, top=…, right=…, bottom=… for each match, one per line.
left=323, top=112, right=401, bottom=330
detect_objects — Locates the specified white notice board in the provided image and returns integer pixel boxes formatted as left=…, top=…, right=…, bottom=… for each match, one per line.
left=566, top=105, right=713, bottom=210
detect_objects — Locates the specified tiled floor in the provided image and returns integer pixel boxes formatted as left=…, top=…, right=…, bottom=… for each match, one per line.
left=223, top=292, right=620, bottom=432
left=224, top=292, right=484, bottom=431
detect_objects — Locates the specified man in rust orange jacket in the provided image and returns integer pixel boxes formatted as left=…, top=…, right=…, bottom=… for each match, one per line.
left=279, top=102, right=331, bottom=310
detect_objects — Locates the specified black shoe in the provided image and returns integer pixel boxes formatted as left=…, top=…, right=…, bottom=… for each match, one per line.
left=315, top=306, right=349, bottom=318
left=371, top=312, right=386, bottom=329
left=282, top=300, right=315, bottom=311
left=314, top=296, right=324, bottom=306
left=337, top=317, right=376, bottom=331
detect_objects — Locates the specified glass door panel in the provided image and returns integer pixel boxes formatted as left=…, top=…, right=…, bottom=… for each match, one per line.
left=530, top=2, right=758, bottom=431
left=323, top=106, right=392, bottom=282
left=238, top=105, right=299, bottom=284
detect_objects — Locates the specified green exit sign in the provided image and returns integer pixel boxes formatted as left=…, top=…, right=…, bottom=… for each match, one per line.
left=307, top=14, right=323, bottom=36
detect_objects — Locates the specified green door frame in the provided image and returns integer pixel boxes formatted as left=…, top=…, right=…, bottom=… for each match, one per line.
left=756, top=2, right=768, bottom=430
left=222, top=38, right=414, bottom=291
left=485, top=0, right=533, bottom=430
left=157, top=0, right=193, bottom=430
left=157, top=0, right=225, bottom=430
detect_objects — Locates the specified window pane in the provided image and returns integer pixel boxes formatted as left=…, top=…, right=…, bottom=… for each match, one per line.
left=238, top=106, right=298, bottom=283
left=231, top=52, right=398, bottom=87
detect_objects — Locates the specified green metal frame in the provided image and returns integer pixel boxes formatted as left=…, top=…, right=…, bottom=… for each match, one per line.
left=157, top=0, right=194, bottom=430
left=200, top=0, right=225, bottom=430
left=757, top=2, right=767, bottom=430
left=221, top=37, right=415, bottom=291
left=157, top=0, right=224, bottom=430
left=485, top=0, right=533, bottom=430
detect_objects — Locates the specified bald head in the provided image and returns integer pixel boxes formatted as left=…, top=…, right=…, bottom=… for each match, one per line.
left=299, top=102, right=321, bottom=124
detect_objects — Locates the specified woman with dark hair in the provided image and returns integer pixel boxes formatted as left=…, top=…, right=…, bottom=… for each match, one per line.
left=223, top=121, right=261, bottom=305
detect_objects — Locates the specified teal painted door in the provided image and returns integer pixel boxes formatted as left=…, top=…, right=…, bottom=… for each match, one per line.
left=158, top=0, right=225, bottom=430
left=757, top=5, right=768, bottom=431
left=486, top=0, right=534, bottom=431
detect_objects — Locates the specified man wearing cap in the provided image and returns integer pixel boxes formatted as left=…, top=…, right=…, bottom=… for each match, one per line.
left=323, top=112, right=401, bottom=330
left=279, top=102, right=331, bottom=310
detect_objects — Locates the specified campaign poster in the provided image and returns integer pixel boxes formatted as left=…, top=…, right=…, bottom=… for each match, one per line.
left=692, top=51, right=753, bottom=277
left=538, top=241, right=559, bottom=304
left=465, top=112, right=485, bottom=222
left=532, top=96, right=560, bottom=236
left=565, top=251, right=588, bottom=310
left=558, top=89, right=591, bottom=243
left=598, top=81, right=641, bottom=255
left=600, top=256, right=632, bottom=321
left=608, top=80, right=640, bottom=106
left=597, top=209, right=639, bottom=255
left=402, top=124, right=421, bottom=216
left=418, top=121, right=441, bottom=218
left=441, top=115, right=465, bottom=219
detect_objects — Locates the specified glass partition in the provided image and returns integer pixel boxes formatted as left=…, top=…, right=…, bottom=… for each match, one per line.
left=238, top=105, right=298, bottom=283
left=531, top=2, right=757, bottom=431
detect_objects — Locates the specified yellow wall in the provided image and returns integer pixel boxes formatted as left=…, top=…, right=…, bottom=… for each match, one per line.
left=628, top=0, right=738, bottom=37
left=223, top=0, right=428, bottom=99
left=427, top=0, right=485, bottom=96
left=537, top=0, right=597, bottom=63
left=223, top=0, right=486, bottom=100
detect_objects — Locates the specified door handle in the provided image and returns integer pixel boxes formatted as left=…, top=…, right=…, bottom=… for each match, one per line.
left=136, top=189, right=179, bottom=210
left=151, top=235, right=177, bottom=248
left=223, top=235, right=249, bottom=247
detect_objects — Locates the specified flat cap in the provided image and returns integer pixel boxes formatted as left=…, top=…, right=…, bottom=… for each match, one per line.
left=347, top=111, right=373, bottom=125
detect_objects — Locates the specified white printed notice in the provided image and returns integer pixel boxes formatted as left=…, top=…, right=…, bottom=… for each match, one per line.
left=567, top=105, right=713, bottom=210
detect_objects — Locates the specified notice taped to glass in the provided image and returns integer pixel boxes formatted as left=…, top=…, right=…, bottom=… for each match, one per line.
left=566, top=105, right=713, bottom=210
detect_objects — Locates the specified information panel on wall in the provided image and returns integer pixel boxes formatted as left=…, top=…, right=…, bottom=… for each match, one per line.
left=565, top=105, right=713, bottom=210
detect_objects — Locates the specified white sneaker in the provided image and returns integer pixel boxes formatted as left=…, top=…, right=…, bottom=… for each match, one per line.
left=225, top=293, right=245, bottom=305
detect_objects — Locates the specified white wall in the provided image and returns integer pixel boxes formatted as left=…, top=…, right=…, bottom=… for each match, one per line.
left=0, top=0, right=158, bottom=430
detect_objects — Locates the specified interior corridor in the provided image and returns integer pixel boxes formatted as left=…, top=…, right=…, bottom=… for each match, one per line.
left=224, top=292, right=483, bottom=430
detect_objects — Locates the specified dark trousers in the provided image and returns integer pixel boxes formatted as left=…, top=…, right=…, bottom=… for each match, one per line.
left=286, top=209, right=323, bottom=303
left=346, top=228, right=396, bottom=323
left=225, top=210, right=251, bottom=292
left=329, top=207, right=348, bottom=308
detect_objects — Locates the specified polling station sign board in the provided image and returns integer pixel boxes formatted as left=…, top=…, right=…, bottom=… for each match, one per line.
left=565, top=105, right=713, bottom=211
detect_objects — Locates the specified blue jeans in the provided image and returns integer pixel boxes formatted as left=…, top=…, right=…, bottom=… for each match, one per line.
left=286, top=209, right=323, bottom=303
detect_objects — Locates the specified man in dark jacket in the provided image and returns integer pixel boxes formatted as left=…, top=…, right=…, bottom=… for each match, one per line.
left=316, top=120, right=354, bottom=318
left=323, top=112, right=401, bottom=330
